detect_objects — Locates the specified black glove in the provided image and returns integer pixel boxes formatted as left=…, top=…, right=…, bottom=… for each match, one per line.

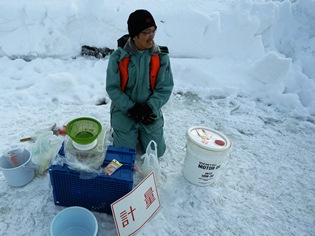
left=128, top=103, right=157, bottom=125
left=141, top=104, right=153, bottom=117
left=142, top=114, right=157, bottom=125
left=141, top=104, right=157, bottom=125
left=127, top=103, right=142, bottom=122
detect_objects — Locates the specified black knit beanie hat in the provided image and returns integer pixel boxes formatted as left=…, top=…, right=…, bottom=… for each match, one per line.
left=127, top=9, right=157, bottom=37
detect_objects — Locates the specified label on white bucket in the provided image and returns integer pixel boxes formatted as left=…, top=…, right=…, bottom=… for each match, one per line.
left=183, top=127, right=232, bottom=186
left=183, top=154, right=224, bottom=185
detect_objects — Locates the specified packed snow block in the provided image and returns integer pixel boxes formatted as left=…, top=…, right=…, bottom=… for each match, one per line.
left=249, top=52, right=291, bottom=84
left=49, top=145, right=136, bottom=214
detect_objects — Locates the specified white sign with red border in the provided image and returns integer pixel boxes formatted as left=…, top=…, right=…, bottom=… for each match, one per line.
left=111, top=172, right=161, bottom=236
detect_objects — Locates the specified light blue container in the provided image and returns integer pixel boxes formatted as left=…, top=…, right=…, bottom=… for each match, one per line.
left=50, top=206, right=98, bottom=236
left=0, top=148, right=35, bottom=187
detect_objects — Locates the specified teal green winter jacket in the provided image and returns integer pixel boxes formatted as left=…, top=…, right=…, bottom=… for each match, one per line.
left=106, top=37, right=174, bottom=133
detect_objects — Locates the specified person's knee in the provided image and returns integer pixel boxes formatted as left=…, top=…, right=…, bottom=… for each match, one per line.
left=157, top=141, right=166, bottom=158
left=113, top=129, right=137, bottom=149
left=148, top=136, right=166, bottom=158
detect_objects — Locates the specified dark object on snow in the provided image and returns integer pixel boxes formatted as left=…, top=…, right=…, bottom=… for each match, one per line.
left=81, top=45, right=114, bottom=58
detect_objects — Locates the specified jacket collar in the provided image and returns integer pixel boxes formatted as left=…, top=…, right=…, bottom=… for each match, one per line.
left=123, top=37, right=160, bottom=55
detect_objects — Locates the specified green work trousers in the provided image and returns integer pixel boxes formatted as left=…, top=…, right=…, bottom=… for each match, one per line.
left=112, top=123, right=166, bottom=157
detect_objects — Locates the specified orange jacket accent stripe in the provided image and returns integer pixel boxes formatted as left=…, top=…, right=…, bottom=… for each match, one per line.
left=119, top=55, right=160, bottom=91
left=118, top=57, right=130, bottom=92
left=149, top=55, right=160, bottom=91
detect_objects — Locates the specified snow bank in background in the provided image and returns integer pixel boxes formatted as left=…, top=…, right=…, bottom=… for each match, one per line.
left=249, top=52, right=291, bottom=85
left=0, top=56, right=107, bottom=106
left=0, top=0, right=314, bottom=116
left=0, top=0, right=265, bottom=60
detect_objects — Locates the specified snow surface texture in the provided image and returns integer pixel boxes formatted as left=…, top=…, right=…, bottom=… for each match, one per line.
left=0, top=0, right=315, bottom=235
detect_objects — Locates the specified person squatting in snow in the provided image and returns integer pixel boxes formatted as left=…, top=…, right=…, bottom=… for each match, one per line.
left=106, top=9, right=174, bottom=157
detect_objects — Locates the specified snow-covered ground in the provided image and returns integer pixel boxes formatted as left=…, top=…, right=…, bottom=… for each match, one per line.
left=0, top=0, right=315, bottom=235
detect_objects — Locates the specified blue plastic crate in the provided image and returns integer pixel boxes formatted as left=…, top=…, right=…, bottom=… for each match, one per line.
left=49, top=145, right=136, bottom=214
left=105, top=145, right=136, bottom=168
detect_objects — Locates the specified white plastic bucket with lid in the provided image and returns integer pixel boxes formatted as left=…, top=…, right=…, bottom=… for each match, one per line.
left=50, top=206, right=98, bottom=236
left=0, top=148, right=35, bottom=187
left=183, top=126, right=232, bottom=186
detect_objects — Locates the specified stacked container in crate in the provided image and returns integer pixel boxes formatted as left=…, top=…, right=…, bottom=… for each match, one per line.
left=49, top=145, right=136, bottom=214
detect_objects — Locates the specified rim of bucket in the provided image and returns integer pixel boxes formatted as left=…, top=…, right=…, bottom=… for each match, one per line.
left=50, top=206, right=98, bottom=236
left=72, top=139, right=97, bottom=151
left=0, top=149, right=32, bottom=171
left=187, top=126, right=232, bottom=152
